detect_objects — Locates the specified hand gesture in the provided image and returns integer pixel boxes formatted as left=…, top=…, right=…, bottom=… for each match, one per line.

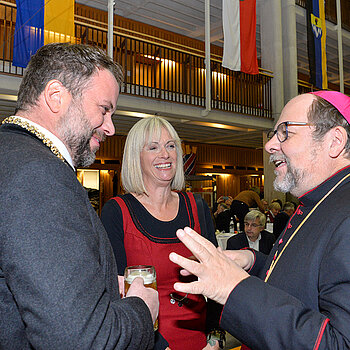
left=169, top=227, right=249, bottom=305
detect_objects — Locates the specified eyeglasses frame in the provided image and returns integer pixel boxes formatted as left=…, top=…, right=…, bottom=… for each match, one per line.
left=267, top=122, right=313, bottom=143
left=243, top=222, right=262, bottom=228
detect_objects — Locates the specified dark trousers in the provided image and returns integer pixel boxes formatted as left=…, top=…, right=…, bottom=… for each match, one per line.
left=230, top=200, right=249, bottom=231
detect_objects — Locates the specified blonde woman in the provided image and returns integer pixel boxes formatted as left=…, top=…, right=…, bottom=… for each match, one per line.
left=101, top=117, right=221, bottom=350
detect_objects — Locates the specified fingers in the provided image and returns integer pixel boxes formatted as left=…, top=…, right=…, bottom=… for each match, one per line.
left=175, top=227, right=216, bottom=262
left=126, top=277, right=159, bottom=323
left=179, top=269, right=192, bottom=276
left=173, top=280, right=203, bottom=295
left=169, top=252, right=199, bottom=276
left=222, top=249, right=254, bottom=270
left=187, top=255, right=199, bottom=262
left=125, top=277, right=144, bottom=297
left=118, top=275, right=125, bottom=297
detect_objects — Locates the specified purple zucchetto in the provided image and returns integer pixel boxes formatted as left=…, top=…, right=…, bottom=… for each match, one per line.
left=310, top=90, right=350, bottom=124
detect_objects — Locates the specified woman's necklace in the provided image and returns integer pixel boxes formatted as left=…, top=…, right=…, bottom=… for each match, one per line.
left=2, top=116, right=65, bottom=162
left=265, top=172, right=350, bottom=282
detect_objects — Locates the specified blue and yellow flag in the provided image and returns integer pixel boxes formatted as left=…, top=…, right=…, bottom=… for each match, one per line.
left=306, top=0, right=327, bottom=89
left=13, top=0, right=75, bottom=68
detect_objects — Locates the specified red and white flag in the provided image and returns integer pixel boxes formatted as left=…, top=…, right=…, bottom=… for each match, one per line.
left=222, top=0, right=258, bottom=74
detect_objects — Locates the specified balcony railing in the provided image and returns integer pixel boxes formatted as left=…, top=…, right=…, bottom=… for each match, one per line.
left=0, top=1, right=273, bottom=119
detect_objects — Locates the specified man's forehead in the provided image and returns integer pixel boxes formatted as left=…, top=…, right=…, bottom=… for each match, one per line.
left=278, top=94, right=315, bottom=123
left=247, top=218, right=260, bottom=223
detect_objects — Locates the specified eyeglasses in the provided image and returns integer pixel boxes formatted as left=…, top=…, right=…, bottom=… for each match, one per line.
left=267, top=122, right=313, bottom=143
left=244, top=222, right=261, bottom=228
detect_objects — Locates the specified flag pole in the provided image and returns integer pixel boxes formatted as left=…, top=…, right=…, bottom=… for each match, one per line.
left=336, top=0, right=344, bottom=93
left=107, top=0, right=114, bottom=59
left=202, top=0, right=211, bottom=116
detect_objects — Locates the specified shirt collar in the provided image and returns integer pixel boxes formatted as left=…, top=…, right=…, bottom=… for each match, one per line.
left=298, top=165, right=350, bottom=207
left=15, top=116, right=75, bottom=170
left=247, top=233, right=261, bottom=243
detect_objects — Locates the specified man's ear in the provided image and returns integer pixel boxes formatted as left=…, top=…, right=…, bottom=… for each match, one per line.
left=43, top=80, right=69, bottom=113
left=328, top=126, right=348, bottom=158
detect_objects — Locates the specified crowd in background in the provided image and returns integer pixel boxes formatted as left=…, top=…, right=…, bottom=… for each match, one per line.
left=212, top=187, right=298, bottom=255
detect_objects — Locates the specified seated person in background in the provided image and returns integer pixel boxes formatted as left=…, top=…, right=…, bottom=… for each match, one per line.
left=213, top=195, right=233, bottom=212
left=214, top=203, right=232, bottom=232
left=265, top=201, right=281, bottom=223
left=273, top=201, right=295, bottom=241
left=271, top=198, right=283, bottom=208
left=226, top=210, right=275, bottom=255
left=230, top=188, right=265, bottom=231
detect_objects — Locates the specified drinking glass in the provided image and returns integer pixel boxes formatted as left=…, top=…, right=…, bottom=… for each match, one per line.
left=124, top=265, right=158, bottom=330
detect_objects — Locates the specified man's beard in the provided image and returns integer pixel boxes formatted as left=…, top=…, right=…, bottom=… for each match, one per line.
left=57, top=102, right=104, bottom=168
left=270, top=154, right=306, bottom=194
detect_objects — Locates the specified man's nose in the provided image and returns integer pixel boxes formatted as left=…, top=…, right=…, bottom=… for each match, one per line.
left=265, top=134, right=280, bottom=154
left=103, top=113, right=115, bottom=136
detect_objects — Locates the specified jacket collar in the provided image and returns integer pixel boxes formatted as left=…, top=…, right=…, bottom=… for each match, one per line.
left=299, top=165, right=350, bottom=207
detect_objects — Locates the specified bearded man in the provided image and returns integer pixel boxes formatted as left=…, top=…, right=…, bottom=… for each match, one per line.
left=169, top=91, right=350, bottom=349
left=0, top=43, right=158, bottom=349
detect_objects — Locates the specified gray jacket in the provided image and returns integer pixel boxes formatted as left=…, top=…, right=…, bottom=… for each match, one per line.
left=0, top=123, right=154, bottom=349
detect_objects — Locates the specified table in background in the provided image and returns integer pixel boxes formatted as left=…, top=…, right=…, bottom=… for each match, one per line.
left=216, top=231, right=237, bottom=250
left=265, top=222, right=273, bottom=233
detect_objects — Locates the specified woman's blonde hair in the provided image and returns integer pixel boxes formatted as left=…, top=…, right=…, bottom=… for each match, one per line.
left=121, top=116, right=185, bottom=195
left=269, top=202, right=281, bottom=211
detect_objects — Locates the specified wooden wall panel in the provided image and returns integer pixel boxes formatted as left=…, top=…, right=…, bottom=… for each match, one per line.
left=214, top=174, right=240, bottom=198
left=96, top=134, right=126, bottom=160
left=96, top=136, right=263, bottom=168
left=190, top=142, right=263, bottom=168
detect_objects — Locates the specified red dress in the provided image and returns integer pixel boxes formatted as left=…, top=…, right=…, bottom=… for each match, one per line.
left=112, top=192, right=207, bottom=350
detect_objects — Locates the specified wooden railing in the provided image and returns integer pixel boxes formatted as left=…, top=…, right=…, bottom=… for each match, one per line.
left=0, top=1, right=23, bottom=76
left=0, top=1, right=273, bottom=118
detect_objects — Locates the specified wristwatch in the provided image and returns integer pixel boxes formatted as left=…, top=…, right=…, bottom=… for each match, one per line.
left=206, top=329, right=226, bottom=349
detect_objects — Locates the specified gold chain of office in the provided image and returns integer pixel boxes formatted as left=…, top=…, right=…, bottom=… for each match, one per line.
left=2, top=116, right=65, bottom=162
